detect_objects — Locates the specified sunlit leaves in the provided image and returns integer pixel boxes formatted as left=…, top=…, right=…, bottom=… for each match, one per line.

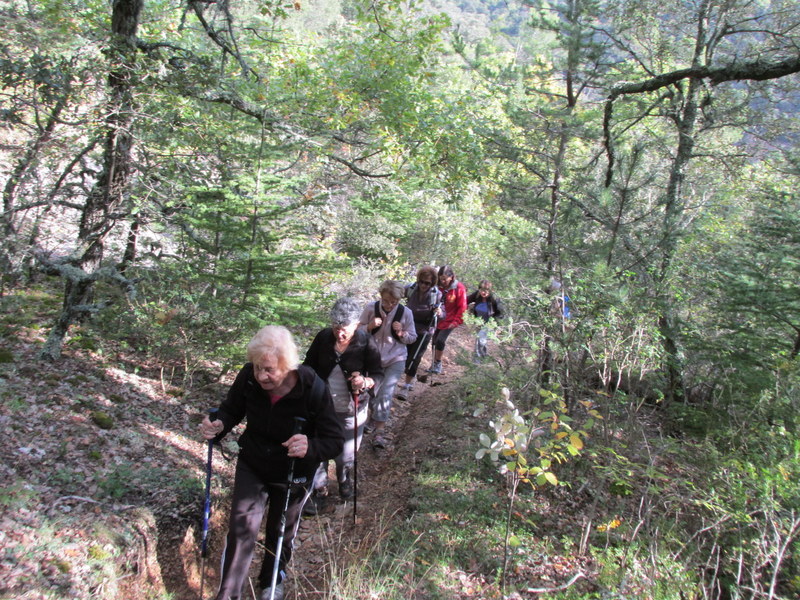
left=476, top=384, right=594, bottom=492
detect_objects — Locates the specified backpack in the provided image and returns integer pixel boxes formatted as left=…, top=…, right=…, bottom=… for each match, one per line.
left=405, top=283, right=442, bottom=306
left=369, top=301, right=405, bottom=341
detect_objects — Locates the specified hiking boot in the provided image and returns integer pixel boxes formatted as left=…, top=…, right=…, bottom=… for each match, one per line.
left=372, top=433, right=388, bottom=449
left=427, top=361, right=442, bottom=374
left=339, top=478, right=354, bottom=500
left=395, top=383, right=413, bottom=400
left=364, top=421, right=375, bottom=434
left=339, top=464, right=354, bottom=500
left=302, top=490, right=326, bottom=516
left=260, top=582, right=284, bottom=600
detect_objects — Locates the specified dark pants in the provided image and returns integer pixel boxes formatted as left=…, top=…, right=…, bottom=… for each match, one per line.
left=432, top=327, right=455, bottom=352
left=214, top=459, right=310, bottom=599
left=312, top=407, right=366, bottom=490
left=404, top=330, right=432, bottom=378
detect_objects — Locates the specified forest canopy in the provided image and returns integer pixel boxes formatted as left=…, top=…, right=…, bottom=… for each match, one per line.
left=2, top=0, right=799, bottom=598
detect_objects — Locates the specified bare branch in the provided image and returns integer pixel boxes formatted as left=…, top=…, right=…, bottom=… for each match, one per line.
left=603, top=54, right=800, bottom=186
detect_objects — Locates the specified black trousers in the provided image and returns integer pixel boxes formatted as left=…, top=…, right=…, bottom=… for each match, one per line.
left=214, top=459, right=310, bottom=599
left=432, top=326, right=455, bottom=352
left=404, top=329, right=432, bottom=377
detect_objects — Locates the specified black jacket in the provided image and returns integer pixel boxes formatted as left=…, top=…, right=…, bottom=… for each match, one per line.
left=466, top=290, right=504, bottom=322
left=214, top=364, right=343, bottom=483
left=303, top=328, right=385, bottom=398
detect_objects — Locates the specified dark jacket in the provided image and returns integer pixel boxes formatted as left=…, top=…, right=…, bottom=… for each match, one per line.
left=303, top=328, right=385, bottom=398
left=467, top=290, right=504, bottom=322
left=214, top=364, right=344, bottom=483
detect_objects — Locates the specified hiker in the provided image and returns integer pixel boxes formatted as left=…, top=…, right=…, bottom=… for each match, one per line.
left=198, top=325, right=343, bottom=600
left=428, top=265, right=468, bottom=375
left=302, top=297, right=383, bottom=512
left=549, top=278, right=571, bottom=320
left=396, top=266, right=443, bottom=400
left=359, top=279, right=417, bottom=449
left=467, top=279, right=504, bottom=358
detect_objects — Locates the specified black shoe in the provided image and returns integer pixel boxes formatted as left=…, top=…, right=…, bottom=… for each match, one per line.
left=339, top=464, right=354, bottom=500
left=339, top=478, right=354, bottom=500
left=302, top=491, right=326, bottom=516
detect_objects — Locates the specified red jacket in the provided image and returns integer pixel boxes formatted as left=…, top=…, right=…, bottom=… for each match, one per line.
left=437, top=280, right=468, bottom=330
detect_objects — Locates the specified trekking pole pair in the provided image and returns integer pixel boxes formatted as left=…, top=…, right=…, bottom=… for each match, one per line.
left=267, top=416, right=307, bottom=600
left=199, top=413, right=306, bottom=600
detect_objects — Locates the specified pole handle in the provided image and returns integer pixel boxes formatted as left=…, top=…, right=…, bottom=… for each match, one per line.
left=292, top=416, right=307, bottom=436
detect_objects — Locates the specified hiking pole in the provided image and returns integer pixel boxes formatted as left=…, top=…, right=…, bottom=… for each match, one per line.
left=417, top=303, right=441, bottom=384
left=352, top=390, right=360, bottom=526
left=409, top=329, right=430, bottom=366
left=268, top=416, right=307, bottom=600
left=199, top=409, right=218, bottom=600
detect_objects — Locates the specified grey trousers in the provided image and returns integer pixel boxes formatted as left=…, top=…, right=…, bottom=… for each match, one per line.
left=312, top=406, right=367, bottom=489
left=214, top=459, right=310, bottom=600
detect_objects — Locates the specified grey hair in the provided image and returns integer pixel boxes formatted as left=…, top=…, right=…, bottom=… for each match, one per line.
left=330, top=297, right=362, bottom=327
left=379, top=279, right=405, bottom=300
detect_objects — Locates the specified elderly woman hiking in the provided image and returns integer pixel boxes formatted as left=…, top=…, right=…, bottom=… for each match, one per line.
left=428, top=265, right=468, bottom=375
left=359, top=279, right=417, bottom=449
left=302, top=297, right=384, bottom=513
left=199, top=325, right=343, bottom=600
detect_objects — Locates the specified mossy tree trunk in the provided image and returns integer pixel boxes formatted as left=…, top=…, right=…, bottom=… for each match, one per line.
left=40, top=0, right=143, bottom=360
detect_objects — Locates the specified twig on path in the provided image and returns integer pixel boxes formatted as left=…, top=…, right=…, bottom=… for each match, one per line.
left=526, top=571, right=586, bottom=593
left=51, top=495, right=135, bottom=511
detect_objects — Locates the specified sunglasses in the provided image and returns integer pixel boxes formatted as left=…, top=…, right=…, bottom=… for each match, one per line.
left=418, top=280, right=434, bottom=285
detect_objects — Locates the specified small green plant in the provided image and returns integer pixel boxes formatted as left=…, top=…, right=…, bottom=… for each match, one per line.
left=0, top=482, right=37, bottom=509
left=97, top=463, right=135, bottom=499
left=476, top=385, right=596, bottom=594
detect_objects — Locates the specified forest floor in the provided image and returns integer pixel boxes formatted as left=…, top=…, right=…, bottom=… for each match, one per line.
left=0, top=302, right=488, bottom=600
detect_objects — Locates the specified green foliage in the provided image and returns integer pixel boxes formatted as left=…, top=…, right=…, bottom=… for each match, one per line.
left=705, top=189, right=800, bottom=370
left=475, top=382, right=597, bottom=593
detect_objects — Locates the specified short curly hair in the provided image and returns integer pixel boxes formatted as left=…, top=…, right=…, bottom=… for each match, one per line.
left=330, top=297, right=362, bottom=327
left=246, top=325, right=300, bottom=370
left=416, top=266, right=438, bottom=285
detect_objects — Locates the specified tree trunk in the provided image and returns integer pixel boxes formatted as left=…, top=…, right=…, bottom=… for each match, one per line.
left=40, top=0, right=142, bottom=360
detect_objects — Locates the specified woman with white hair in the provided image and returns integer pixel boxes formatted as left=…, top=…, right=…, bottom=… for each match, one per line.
left=199, top=325, right=343, bottom=600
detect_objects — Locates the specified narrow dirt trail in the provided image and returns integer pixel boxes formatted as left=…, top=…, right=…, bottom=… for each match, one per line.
left=290, top=330, right=469, bottom=599
left=177, top=329, right=472, bottom=600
